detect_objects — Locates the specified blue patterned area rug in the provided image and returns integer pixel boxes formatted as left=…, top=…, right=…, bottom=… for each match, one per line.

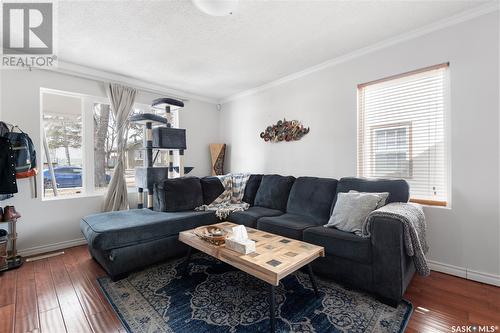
left=98, top=253, right=412, bottom=333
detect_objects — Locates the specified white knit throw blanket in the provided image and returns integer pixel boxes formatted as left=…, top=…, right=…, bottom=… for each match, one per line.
left=196, top=174, right=250, bottom=220
left=362, top=202, right=430, bottom=276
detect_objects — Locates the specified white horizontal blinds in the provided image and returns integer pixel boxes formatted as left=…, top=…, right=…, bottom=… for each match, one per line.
left=358, top=64, right=449, bottom=205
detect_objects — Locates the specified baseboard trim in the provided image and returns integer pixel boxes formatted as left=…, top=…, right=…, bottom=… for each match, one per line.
left=467, top=269, right=500, bottom=287
left=18, top=238, right=88, bottom=257
left=428, top=260, right=466, bottom=278
left=428, top=260, right=500, bottom=287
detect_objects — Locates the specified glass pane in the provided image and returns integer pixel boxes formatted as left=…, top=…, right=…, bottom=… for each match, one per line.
left=129, top=104, right=181, bottom=178
left=42, top=92, right=83, bottom=198
left=372, top=125, right=410, bottom=178
left=93, top=102, right=183, bottom=192
left=93, top=103, right=149, bottom=191
left=374, top=152, right=410, bottom=177
left=93, top=102, right=144, bottom=191
left=126, top=117, right=144, bottom=188
left=358, top=67, right=448, bottom=202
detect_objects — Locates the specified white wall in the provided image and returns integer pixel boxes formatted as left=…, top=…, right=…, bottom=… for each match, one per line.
left=220, top=12, right=500, bottom=283
left=0, top=69, right=219, bottom=255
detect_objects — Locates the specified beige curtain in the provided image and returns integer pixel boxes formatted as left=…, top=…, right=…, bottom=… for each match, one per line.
left=103, top=83, right=137, bottom=212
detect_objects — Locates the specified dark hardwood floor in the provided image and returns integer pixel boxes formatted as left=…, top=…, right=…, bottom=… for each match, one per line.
left=0, top=245, right=498, bottom=332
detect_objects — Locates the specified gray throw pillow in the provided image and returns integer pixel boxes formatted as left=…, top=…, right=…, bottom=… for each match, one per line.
left=348, top=190, right=390, bottom=209
left=324, top=192, right=385, bottom=234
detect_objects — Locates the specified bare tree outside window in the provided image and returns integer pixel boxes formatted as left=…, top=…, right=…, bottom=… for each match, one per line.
left=93, top=103, right=144, bottom=191
left=45, top=115, right=82, bottom=165
left=94, top=103, right=111, bottom=188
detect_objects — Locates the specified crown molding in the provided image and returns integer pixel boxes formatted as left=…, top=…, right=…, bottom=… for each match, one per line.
left=45, top=60, right=218, bottom=104
left=219, top=2, right=499, bottom=104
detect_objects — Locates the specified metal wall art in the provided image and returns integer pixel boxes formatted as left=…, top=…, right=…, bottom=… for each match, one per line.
left=260, top=119, right=310, bottom=142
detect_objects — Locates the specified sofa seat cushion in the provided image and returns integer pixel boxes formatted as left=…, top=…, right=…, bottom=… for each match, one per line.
left=227, top=206, right=283, bottom=228
left=81, top=209, right=216, bottom=251
left=303, top=226, right=372, bottom=264
left=257, top=213, right=319, bottom=240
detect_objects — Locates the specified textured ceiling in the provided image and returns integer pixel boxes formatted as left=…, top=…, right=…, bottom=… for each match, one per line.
left=57, top=0, right=491, bottom=101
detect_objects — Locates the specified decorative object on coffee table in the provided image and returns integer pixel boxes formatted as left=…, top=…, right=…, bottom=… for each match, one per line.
left=179, top=222, right=324, bottom=333
left=209, top=143, right=226, bottom=175
left=225, top=224, right=256, bottom=254
left=193, top=225, right=228, bottom=246
left=260, top=118, right=310, bottom=142
left=130, top=98, right=193, bottom=209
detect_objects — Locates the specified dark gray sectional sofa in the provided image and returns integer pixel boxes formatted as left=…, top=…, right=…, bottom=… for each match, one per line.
left=80, top=174, right=414, bottom=305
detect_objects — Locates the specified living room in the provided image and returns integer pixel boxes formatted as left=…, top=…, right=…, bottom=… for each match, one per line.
left=0, top=1, right=499, bottom=332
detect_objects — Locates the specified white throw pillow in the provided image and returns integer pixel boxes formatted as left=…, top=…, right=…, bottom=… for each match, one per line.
left=324, top=192, right=386, bottom=234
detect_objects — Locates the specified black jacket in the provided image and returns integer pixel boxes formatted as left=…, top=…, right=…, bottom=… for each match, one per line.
left=0, top=137, right=18, bottom=194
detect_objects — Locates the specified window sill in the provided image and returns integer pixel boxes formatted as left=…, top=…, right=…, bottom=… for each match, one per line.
left=409, top=198, right=449, bottom=208
left=41, top=189, right=138, bottom=202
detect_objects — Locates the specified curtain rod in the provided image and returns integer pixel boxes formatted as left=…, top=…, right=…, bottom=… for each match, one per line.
left=35, top=66, right=190, bottom=102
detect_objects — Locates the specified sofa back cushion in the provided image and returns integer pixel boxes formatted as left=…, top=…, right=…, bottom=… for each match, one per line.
left=254, top=174, right=295, bottom=211
left=332, top=177, right=409, bottom=213
left=153, top=177, right=204, bottom=212
left=200, top=176, right=225, bottom=205
left=242, top=174, right=263, bottom=205
left=286, top=177, right=338, bottom=224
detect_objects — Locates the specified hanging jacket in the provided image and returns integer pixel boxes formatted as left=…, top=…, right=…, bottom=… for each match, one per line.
left=0, top=137, right=18, bottom=194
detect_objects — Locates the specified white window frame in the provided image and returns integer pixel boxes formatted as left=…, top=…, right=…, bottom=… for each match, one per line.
left=40, top=88, right=88, bottom=200
left=357, top=63, right=451, bottom=207
left=40, top=88, right=180, bottom=201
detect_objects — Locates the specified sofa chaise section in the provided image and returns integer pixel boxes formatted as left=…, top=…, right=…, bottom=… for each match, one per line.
left=81, top=208, right=217, bottom=280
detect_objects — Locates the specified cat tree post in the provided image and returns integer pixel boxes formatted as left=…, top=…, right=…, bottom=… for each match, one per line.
left=169, top=150, right=174, bottom=178
left=145, top=121, right=154, bottom=208
left=179, top=150, right=185, bottom=177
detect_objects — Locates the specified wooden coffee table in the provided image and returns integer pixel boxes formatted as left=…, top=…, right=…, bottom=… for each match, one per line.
left=179, top=222, right=325, bottom=333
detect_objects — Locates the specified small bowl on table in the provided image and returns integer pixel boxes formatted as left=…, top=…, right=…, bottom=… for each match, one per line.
left=194, top=225, right=229, bottom=246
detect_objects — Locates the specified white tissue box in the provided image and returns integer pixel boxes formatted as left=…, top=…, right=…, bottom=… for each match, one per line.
left=225, top=238, right=256, bottom=254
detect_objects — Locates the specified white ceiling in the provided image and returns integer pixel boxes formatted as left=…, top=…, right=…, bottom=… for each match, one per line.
left=58, top=0, right=492, bottom=101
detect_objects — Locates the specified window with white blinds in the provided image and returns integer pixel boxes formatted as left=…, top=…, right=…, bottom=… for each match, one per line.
left=357, top=63, right=449, bottom=206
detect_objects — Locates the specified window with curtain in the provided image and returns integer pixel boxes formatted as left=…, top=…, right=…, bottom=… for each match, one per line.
left=357, top=63, right=449, bottom=206
left=93, top=102, right=180, bottom=192
left=41, top=87, right=180, bottom=200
